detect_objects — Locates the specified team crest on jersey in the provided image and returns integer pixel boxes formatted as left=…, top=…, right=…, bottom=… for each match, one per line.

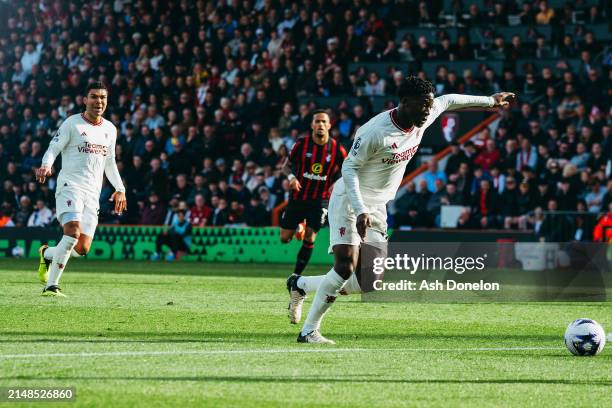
left=305, top=152, right=312, bottom=157
left=67, top=200, right=72, bottom=207
left=104, top=133, right=108, bottom=139
left=339, top=226, right=346, bottom=236
left=326, top=154, right=332, bottom=162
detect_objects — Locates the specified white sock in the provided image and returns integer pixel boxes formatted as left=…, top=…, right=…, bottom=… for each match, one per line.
left=45, top=246, right=81, bottom=260
left=301, top=268, right=346, bottom=335
left=343, top=273, right=362, bottom=294
left=46, top=235, right=77, bottom=288
left=44, top=246, right=57, bottom=260
left=297, top=275, right=325, bottom=293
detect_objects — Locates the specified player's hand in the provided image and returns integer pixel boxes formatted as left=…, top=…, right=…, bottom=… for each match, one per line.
left=491, top=92, right=516, bottom=108
left=356, top=213, right=372, bottom=240
left=289, top=177, right=302, bottom=192
left=110, top=191, right=127, bottom=215
left=36, top=166, right=52, bottom=184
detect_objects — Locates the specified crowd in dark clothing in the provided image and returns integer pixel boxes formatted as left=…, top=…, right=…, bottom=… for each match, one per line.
left=0, top=1, right=609, bottom=237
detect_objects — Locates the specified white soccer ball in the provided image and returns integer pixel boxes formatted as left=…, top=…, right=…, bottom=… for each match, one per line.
left=564, top=318, right=606, bottom=356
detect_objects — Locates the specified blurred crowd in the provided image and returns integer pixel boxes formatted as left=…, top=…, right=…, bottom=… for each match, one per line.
left=0, top=0, right=609, bottom=238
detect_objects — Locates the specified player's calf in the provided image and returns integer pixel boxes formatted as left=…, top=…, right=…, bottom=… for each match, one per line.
left=44, top=234, right=78, bottom=292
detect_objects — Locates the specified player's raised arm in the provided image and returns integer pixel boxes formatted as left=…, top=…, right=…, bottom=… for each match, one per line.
left=436, top=92, right=515, bottom=111
left=104, top=133, right=127, bottom=214
left=37, top=121, right=71, bottom=183
left=422, top=92, right=515, bottom=131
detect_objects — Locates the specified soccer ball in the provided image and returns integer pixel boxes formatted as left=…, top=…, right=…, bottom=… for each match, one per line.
left=564, top=318, right=606, bottom=356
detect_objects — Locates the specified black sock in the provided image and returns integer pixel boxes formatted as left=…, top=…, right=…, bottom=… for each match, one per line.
left=294, top=240, right=314, bottom=275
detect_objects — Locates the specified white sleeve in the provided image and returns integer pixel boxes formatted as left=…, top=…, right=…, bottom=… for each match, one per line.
left=342, top=128, right=381, bottom=216
left=422, top=94, right=494, bottom=129
left=104, top=132, right=126, bottom=193
left=41, top=119, right=71, bottom=167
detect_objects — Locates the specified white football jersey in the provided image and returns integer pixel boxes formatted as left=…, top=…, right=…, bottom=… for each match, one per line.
left=339, top=94, right=493, bottom=215
left=42, top=113, right=125, bottom=198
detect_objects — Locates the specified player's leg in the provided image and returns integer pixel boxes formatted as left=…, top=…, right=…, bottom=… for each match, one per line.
left=293, top=203, right=325, bottom=276
left=298, top=244, right=359, bottom=344
left=287, top=203, right=327, bottom=323
left=286, top=231, right=316, bottom=325
left=293, top=227, right=316, bottom=275
left=43, top=218, right=80, bottom=297
left=279, top=228, right=295, bottom=243
left=298, top=190, right=361, bottom=343
left=43, top=202, right=97, bottom=296
left=39, top=193, right=91, bottom=283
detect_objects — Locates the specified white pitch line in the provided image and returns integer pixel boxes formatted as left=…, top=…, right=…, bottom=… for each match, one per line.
left=0, top=347, right=562, bottom=360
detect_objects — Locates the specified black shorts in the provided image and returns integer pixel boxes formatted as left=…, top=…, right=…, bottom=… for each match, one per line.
left=280, top=200, right=327, bottom=232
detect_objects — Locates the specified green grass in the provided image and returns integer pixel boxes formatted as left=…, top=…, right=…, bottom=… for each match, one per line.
left=0, top=259, right=610, bottom=407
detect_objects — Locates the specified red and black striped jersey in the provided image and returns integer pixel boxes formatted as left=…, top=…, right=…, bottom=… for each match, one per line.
left=289, top=136, right=347, bottom=201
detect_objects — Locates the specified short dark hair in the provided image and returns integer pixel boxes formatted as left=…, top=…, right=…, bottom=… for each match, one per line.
left=86, top=81, right=107, bottom=94
left=310, top=108, right=329, bottom=121
left=397, top=76, right=435, bottom=99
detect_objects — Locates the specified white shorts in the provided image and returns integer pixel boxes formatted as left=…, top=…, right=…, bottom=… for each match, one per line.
left=55, top=188, right=99, bottom=237
left=328, top=187, right=388, bottom=253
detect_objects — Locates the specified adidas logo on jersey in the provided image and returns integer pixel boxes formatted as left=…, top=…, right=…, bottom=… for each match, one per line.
left=391, top=142, right=398, bottom=149
left=81, top=131, right=87, bottom=138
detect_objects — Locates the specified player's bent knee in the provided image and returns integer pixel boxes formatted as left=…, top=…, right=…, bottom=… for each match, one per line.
left=304, top=229, right=317, bottom=242
left=63, top=225, right=81, bottom=240
left=279, top=229, right=294, bottom=243
left=333, top=253, right=356, bottom=278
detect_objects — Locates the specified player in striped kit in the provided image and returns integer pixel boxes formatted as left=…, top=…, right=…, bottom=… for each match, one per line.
left=35, top=82, right=126, bottom=297
left=297, top=77, right=515, bottom=343
left=281, top=109, right=347, bottom=324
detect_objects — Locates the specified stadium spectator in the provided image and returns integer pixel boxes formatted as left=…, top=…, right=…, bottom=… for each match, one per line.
left=423, top=159, right=447, bottom=193
left=153, top=210, right=192, bottom=261
left=140, top=193, right=166, bottom=225
left=0, top=0, right=608, bottom=240
left=27, top=199, right=52, bottom=227
left=445, top=142, right=469, bottom=176
left=190, top=194, right=213, bottom=227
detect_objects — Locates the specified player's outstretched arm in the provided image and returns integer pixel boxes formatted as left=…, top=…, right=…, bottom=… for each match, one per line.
left=490, top=92, right=516, bottom=108
left=421, top=92, right=516, bottom=131
left=437, top=92, right=515, bottom=111
left=37, top=121, right=71, bottom=183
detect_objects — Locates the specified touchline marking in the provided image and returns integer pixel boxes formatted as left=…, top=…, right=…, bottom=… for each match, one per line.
left=0, top=347, right=562, bottom=359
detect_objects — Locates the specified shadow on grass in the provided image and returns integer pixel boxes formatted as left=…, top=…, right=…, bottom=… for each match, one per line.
left=5, top=375, right=611, bottom=386
left=0, top=259, right=294, bottom=278
left=0, top=331, right=560, bottom=343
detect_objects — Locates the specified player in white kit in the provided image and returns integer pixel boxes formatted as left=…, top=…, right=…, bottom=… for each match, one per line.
left=296, top=76, right=514, bottom=343
left=35, top=82, right=126, bottom=297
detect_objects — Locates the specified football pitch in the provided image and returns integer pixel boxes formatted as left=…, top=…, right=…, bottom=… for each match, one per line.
left=1, top=259, right=610, bottom=407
